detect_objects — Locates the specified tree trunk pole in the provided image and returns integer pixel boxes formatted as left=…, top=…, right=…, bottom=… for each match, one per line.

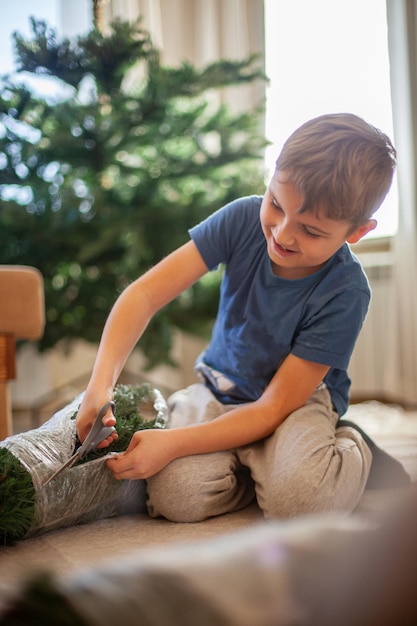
left=92, top=0, right=108, bottom=32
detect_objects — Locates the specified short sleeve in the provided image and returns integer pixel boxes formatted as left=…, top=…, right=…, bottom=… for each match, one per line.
left=291, top=286, right=370, bottom=370
left=189, top=196, right=263, bottom=270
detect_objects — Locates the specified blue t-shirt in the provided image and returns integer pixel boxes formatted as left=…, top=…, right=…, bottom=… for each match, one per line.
left=189, top=195, right=370, bottom=416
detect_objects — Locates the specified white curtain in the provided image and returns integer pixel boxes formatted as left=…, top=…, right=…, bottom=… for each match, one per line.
left=102, top=0, right=265, bottom=113
left=385, top=0, right=417, bottom=406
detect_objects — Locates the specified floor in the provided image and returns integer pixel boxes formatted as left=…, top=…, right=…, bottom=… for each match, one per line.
left=1, top=400, right=416, bottom=596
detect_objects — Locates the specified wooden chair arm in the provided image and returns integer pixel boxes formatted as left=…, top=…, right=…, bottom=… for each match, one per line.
left=0, top=266, right=45, bottom=440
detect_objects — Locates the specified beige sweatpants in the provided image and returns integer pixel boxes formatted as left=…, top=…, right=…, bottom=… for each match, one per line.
left=146, top=383, right=372, bottom=521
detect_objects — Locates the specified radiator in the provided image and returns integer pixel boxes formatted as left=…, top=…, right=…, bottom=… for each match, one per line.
left=349, top=252, right=394, bottom=401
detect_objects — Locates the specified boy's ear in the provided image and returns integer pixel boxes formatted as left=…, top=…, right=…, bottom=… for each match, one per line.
left=346, top=219, right=377, bottom=244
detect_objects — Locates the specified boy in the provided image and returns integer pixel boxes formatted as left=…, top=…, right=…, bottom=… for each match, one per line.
left=76, top=113, right=409, bottom=521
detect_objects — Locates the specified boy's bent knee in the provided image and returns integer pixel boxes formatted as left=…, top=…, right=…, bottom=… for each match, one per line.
left=146, top=453, right=254, bottom=522
left=259, top=445, right=369, bottom=519
left=146, top=458, right=209, bottom=522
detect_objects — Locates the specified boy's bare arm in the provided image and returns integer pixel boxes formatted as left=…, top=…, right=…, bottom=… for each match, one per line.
left=76, top=240, right=209, bottom=443
left=107, top=354, right=330, bottom=480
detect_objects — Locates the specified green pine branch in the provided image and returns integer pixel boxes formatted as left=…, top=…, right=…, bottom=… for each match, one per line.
left=0, top=16, right=267, bottom=366
left=0, top=384, right=166, bottom=545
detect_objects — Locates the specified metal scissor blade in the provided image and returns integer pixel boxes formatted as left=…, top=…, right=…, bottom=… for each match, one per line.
left=42, top=401, right=116, bottom=487
left=43, top=450, right=80, bottom=486
left=77, top=401, right=116, bottom=459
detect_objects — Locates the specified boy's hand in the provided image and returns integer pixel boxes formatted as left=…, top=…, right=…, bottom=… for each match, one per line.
left=106, top=429, right=177, bottom=479
left=76, top=398, right=118, bottom=448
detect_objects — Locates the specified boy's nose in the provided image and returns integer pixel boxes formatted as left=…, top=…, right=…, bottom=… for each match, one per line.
left=273, top=222, right=295, bottom=246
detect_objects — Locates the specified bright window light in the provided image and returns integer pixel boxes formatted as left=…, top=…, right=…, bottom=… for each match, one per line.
left=0, top=1, right=60, bottom=74
left=0, top=0, right=91, bottom=98
left=264, top=0, right=397, bottom=238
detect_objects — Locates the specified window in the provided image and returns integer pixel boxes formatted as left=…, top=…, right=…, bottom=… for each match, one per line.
left=264, top=0, right=397, bottom=239
left=0, top=0, right=91, bottom=92
left=0, top=1, right=93, bottom=206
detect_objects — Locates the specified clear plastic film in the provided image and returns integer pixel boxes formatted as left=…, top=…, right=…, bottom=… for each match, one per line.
left=0, top=385, right=169, bottom=540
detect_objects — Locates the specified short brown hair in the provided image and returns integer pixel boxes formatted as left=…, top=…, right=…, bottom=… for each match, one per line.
left=275, top=113, right=397, bottom=229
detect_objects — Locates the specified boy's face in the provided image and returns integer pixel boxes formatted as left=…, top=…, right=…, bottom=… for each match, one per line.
left=260, top=172, right=376, bottom=279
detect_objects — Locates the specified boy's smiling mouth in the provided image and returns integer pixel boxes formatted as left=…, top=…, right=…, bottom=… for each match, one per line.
left=272, top=239, right=296, bottom=257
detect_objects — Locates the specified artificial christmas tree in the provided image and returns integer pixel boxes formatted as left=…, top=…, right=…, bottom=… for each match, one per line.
left=0, top=17, right=267, bottom=367
left=0, top=383, right=168, bottom=545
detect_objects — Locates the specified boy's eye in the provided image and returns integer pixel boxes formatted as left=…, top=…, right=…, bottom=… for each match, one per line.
left=303, top=227, right=321, bottom=239
left=270, top=195, right=322, bottom=238
left=271, top=198, right=282, bottom=211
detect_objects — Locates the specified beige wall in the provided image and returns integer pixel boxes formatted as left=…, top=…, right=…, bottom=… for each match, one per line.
left=10, top=331, right=206, bottom=417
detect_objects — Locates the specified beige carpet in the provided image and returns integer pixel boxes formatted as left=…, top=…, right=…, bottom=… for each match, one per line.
left=0, top=505, right=263, bottom=602
left=1, top=401, right=416, bottom=596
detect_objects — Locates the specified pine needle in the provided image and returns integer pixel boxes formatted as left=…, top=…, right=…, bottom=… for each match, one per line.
left=73, top=383, right=166, bottom=463
left=0, top=448, right=36, bottom=546
left=0, top=384, right=166, bottom=545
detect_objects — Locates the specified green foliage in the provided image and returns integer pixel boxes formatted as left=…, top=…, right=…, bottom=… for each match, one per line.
left=0, top=383, right=167, bottom=545
left=74, top=383, right=166, bottom=462
left=0, top=447, right=36, bottom=545
left=0, top=572, right=88, bottom=625
left=0, top=17, right=267, bottom=367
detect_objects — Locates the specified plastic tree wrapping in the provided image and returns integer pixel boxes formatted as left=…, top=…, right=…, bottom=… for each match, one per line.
left=0, top=384, right=168, bottom=545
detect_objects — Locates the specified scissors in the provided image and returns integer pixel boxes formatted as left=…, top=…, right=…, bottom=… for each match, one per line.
left=43, top=401, right=116, bottom=486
